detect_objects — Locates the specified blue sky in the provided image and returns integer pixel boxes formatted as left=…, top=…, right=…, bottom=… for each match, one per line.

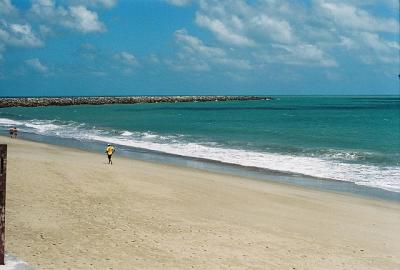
left=0, top=0, right=398, bottom=96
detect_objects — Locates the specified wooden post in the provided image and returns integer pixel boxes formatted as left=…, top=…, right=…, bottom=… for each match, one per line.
left=0, top=145, right=6, bottom=265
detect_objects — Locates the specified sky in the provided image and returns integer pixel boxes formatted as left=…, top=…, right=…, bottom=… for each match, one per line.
left=0, top=0, right=398, bottom=96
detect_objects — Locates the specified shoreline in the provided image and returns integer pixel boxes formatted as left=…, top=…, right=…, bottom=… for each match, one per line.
left=1, top=96, right=398, bottom=197
left=1, top=136, right=400, bottom=269
left=2, top=134, right=399, bottom=202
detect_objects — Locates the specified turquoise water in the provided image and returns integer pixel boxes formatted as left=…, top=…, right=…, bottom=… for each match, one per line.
left=0, top=96, right=399, bottom=192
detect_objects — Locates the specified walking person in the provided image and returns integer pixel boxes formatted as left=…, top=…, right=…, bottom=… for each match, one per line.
left=9, top=127, right=17, bottom=138
left=13, top=127, right=18, bottom=138
left=105, top=144, right=115, bottom=165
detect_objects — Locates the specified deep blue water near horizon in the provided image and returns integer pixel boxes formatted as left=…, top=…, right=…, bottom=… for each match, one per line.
left=0, top=96, right=399, bottom=199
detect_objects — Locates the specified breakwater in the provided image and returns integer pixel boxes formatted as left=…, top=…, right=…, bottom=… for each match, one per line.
left=0, top=96, right=271, bottom=108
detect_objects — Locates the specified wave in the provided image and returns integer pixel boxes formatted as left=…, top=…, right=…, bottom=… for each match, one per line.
left=1, top=117, right=399, bottom=193
left=121, top=131, right=133, bottom=136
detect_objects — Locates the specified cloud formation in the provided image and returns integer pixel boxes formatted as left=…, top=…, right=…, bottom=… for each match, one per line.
left=262, top=44, right=337, bottom=67
left=166, top=0, right=398, bottom=72
left=191, top=0, right=339, bottom=68
left=195, top=14, right=255, bottom=47
left=31, top=0, right=106, bottom=33
left=165, top=0, right=192, bottom=6
left=25, top=58, right=49, bottom=73
left=148, top=54, right=160, bottom=64
left=0, top=21, right=43, bottom=47
left=69, top=0, right=118, bottom=9
left=0, top=0, right=112, bottom=70
left=0, top=0, right=17, bottom=15
left=317, top=0, right=397, bottom=33
left=113, top=51, right=139, bottom=75
left=114, top=52, right=138, bottom=66
left=0, top=0, right=397, bottom=89
left=168, top=29, right=252, bottom=72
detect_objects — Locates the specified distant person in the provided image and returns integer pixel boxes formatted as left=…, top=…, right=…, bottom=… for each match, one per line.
left=9, top=127, right=17, bottom=138
left=13, top=127, right=18, bottom=138
left=105, top=144, right=115, bottom=165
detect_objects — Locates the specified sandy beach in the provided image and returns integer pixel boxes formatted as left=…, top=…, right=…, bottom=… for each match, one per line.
left=1, top=136, right=399, bottom=269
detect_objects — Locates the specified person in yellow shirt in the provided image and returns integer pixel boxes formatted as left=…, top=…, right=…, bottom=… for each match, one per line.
left=105, top=144, right=115, bottom=165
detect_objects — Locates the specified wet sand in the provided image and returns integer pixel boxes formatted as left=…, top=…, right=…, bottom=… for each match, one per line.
left=2, top=136, right=400, bottom=269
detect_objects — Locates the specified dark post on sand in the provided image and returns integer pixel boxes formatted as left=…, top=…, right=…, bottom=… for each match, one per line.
left=0, top=145, right=6, bottom=265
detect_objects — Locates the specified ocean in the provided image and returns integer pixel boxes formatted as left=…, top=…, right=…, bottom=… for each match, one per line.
left=0, top=96, right=399, bottom=198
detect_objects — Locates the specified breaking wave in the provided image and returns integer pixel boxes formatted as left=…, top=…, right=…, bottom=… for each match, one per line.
left=1, top=117, right=399, bottom=193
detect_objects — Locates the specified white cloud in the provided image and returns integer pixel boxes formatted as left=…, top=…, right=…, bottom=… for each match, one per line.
left=0, top=21, right=43, bottom=47
left=96, top=0, right=117, bottom=8
left=334, top=27, right=398, bottom=64
left=114, top=51, right=138, bottom=66
left=31, top=0, right=106, bottom=33
left=0, top=0, right=115, bottom=65
left=170, top=29, right=252, bottom=72
left=0, top=43, right=4, bottom=61
left=249, top=15, right=294, bottom=44
left=175, top=29, right=226, bottom=58
left=191, top=0, right=337, bottom=67
left=263, top=44, right=337, bottom=67
left=181, top=0, right=398, bottom=69
left=360, top=32, right=396, bottom=53
left=25, top=58, right=49, bottom=73
left=224, top=71, right=247, bottom=81
left=338, top=0, right=395, bottom=8
left=194, top=1, right=300, bottom=47
left=31, top=0, right=60, bottom=18
left=358, top=32, right=399, bottom=63
left=165, top=0, right=192, bottom=6
left=213, top=57, right=252, bottom=70
left=39, top=25, right=52, bottom=36
left=310, top=1, right=399, bottom=65
left=0, top=0, right=17, bottom=15
left=148, top=54, right=160, bottom=64
left=317, top=0, right=397, bottom=33
left=67, top=5, right=105, bottom=32
left=195, top=14, right=255, bottom=47
left=68, top=0, right=118, bottom=9
left=339, top=36, right=357, bottom=50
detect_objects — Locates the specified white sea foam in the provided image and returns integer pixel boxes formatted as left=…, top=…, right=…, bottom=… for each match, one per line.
left=89, top=134, right=400, bottom=192
left=141, top=132, right=158, bottom=139
left=121, top=131, right=133, bottom=136
left=319, top=149, right=373, bottom=161
left=1, top=117, right=399, bottom=193
left=24, top=121, right=59, bottom=133
left=0, top=118, right=24, bottom=126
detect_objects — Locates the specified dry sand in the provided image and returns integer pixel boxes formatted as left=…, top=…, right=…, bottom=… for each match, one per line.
left=1, top=136, right=399, bottom=269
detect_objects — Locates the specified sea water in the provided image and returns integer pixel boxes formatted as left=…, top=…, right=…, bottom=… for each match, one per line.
left=0, top=96, right=399, bottom=197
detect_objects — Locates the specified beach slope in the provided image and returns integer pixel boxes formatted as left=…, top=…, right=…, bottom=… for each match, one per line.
left=2, top=137, right=400, bottom=269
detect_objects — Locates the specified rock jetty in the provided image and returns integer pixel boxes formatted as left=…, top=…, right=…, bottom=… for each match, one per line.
left=0, top=96, right=272, bottom=108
